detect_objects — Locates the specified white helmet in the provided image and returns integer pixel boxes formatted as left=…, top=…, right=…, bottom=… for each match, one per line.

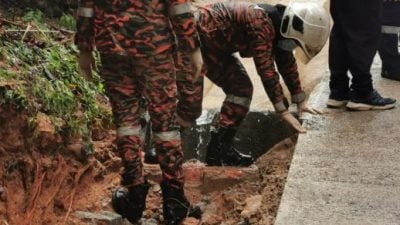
left=280, top=1, right=331, bottom=59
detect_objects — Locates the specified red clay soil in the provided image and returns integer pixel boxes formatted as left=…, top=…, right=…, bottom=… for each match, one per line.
left=0, top=104, right=296, bottom=225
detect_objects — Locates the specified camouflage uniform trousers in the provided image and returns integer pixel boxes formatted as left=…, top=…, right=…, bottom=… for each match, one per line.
left=176, top=51, right=253, bottom=129
left=100, top=53, right=184, bottom=188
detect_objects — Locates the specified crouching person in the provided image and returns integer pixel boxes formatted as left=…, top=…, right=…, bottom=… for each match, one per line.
left=176, top=1, right=330, bottom=166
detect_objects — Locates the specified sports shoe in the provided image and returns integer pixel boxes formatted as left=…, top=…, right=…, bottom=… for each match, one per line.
left=327, top=93, right=349, bottom=108
left=346, top=90, right=396, bottom=111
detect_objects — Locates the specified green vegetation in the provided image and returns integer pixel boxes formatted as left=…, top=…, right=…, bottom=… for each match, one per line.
left=59, top=13, right=76, bottom=31
left=0, top=10, right=111, bottom=150
left=22, top=8, right=45, bottom=24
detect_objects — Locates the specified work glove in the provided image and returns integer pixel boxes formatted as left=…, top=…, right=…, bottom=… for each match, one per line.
left=78, top=50, right=95, bottom=81
left=297, top=101, right=323, bottom=118
left=280, top=111, right=306, bottom=133
left=190, top=48, right=203, bottom=83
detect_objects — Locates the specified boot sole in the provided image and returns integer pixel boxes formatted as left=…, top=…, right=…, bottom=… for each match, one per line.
left=327, top=99, right=349, bottom=108
left=346, top=102, right=396, bottom=111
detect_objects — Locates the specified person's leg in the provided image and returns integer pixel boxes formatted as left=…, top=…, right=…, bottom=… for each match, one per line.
left=379, top=0, right=400, bottom=80
left=100, top=54, right=150, bottom=223
left=328, top=2, right=350, bottom=108
left=379, top=32, right=400, bottom=80
left=343, top=0, right=396, bottom=110
left=205, top=54, right=254, bottom=166
left=379, top=0, right=400, bottom=81
left=142, top=53, right=201, bottom=223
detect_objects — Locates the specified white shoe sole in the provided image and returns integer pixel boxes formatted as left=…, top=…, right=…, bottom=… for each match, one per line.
left=327, top=99, right=348, bottom=108
left=346, top=102, right=396, bottom=110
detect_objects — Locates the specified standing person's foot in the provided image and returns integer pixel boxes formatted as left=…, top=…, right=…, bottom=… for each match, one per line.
left=346, top=90, right=396, bottom=111
left=382, top=71, right=400, bottom=81
left=112, top=181, right=151, bottom=223
left=327, top=93, right=349, bottom=108
left=161, top=181, right=202, bottom=225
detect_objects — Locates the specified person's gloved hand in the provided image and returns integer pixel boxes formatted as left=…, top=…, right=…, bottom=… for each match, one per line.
left=78, top=50, right=95, bottom=81
left=280, top=111, right=306, bottom=133
left=297, top=101, right=323, bottom=118
left=190, top=48, right=203, bottom=83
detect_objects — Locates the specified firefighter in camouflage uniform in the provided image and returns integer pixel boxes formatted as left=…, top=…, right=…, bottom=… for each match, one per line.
left=176, top=1, right=330, bottom=166
left=74, top=0, right=203, bottom=224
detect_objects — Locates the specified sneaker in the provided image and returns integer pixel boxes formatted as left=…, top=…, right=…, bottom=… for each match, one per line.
left=346, top=90, right=396, bottom=111
left=327, top=93, right=349, bottom=108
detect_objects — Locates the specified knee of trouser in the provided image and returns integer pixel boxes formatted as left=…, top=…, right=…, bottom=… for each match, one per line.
left=117, top=125, right=145, bottom=141
left=243, top=79, right=254, bottom=96
left=229, top=80, right=253, bottom=100
left=176, top=100, right=202, bottom=123
left=153, top=130, right=181, bottom=143
left=224, top=94, right=252, bottom=109
left=176, top=109, right=201, bottom=127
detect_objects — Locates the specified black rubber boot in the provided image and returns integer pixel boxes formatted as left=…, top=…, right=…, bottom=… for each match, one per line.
left=112, top=182, right=151, bottom=224
left=144, top=147, right=158, bottom=164
left=140, top=116, right=158, bottom=165
left=161, top=181, right=202, bottom=225
left=206, top=127, right=254, bottom=167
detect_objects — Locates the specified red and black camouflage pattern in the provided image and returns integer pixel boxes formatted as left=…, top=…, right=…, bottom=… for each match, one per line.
left=177, top=2, right=304, bottom=128
left=175, top=51, right=205, bottom=123
left=75, top=0, right=200, bottom=55
left=100, top=53, right=184, bottom=187
left=75, top=0, right=200, bottom=188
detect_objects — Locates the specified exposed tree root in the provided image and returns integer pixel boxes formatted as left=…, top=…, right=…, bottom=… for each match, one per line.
left=63, top=163, right=92, bottom=224
left=22, top=163, right=46, bottom=225
left=41, top=154, right=69, bottom=216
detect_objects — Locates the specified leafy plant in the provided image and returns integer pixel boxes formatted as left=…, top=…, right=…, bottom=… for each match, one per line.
left=22, top=9, right=45, bottom=24
left=59, top=13, right=76, bottom=31
left=0, top=14, right=112, bottom=148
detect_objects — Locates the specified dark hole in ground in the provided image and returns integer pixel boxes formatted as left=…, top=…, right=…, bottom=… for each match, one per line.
left=145, top=110, right=297, bottom=162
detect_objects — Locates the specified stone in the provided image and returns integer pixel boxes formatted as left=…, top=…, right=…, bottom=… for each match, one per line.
left=240, top=195, right=263, bottom=217
left=0, top=185, right=5, bottom=201
left=75, top=211, right=124, bottom=225
left=144, top=162, right=259, bottom=193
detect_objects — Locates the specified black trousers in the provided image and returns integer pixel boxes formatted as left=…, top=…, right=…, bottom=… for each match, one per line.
left=378, top=1, right=400, bottom=76
left=329, top=0, right=382, bottom=97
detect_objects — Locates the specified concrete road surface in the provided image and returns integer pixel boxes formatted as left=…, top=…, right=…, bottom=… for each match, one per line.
left=275, top=56, right=400, bottom=225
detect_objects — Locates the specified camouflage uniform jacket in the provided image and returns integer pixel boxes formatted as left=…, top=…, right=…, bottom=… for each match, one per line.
left=197, top=2, right=305, bottom=111
left=75, top=0, right=200, bottom=56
